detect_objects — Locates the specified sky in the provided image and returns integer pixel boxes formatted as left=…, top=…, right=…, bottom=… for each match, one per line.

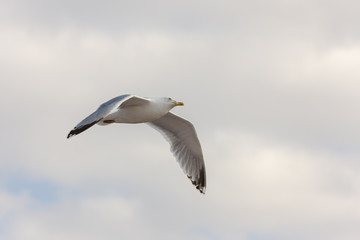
left=1, top=0, right=360, bottom=239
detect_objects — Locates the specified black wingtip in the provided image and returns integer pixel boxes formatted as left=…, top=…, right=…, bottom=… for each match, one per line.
left=66, top=120, right=100, bottom=139
left=67, top=131, right=75, bottom=139
left=188, top=166, right=207, bottom=194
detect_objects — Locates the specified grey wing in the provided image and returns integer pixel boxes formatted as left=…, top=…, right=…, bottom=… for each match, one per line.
left=67, top=94, right=149, bottom=138
left=147, top=112, right=206, bottom=194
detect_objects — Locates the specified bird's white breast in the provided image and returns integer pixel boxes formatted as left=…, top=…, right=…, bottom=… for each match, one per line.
left=104, top=101, right=172, bottom=124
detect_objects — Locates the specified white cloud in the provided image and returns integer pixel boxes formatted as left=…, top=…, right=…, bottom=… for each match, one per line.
left=0, top=192, right=142, bottom=240
left=1, top=0, right=360, bottom=239
left=1, top=131, right=360, bottom=240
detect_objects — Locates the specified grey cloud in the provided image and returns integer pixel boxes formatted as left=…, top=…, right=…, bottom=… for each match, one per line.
left=2, top=0, right=360, bottom=43
left=1, top=0, right=360, bottom=239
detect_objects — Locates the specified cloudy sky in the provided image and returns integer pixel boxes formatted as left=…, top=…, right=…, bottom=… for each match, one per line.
left=1, top=0, right=360, bottom=239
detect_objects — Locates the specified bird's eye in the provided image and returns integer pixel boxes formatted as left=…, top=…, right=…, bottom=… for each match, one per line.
left=168, top=98, right=172, bottom=101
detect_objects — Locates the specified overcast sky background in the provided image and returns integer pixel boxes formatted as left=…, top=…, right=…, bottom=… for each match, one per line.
left=1, top=0, right=360, bottom=239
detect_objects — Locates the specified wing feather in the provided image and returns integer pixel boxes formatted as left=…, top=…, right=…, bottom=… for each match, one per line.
left=147, top=112, right=206, bottom=194
left=67, top=94, right=146, bottom=138
left=119, top=96, right=150, bottom=108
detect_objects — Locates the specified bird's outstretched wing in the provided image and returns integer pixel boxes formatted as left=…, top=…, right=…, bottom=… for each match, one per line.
left=147, top=112, right=206, bottom=194
left=67, top=94, right=149, bottom=138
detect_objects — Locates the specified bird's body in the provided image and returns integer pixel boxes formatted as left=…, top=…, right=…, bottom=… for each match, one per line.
left=95, top=95, right=170, bottom=124
left=67, top=94, right=206, bottom=194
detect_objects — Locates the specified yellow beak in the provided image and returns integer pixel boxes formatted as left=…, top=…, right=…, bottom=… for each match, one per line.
left=174, top=101, right=184, bottom=106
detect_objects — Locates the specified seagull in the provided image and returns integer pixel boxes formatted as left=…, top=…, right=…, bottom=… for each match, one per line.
left=67, top=94, right=206, bottom=194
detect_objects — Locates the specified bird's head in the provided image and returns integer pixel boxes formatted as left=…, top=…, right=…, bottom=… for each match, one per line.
left=160, top=97, right=184, bottom=107
left=151, top=97, right=184, bottom=114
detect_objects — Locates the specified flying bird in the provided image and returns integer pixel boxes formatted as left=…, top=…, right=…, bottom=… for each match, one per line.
left=67, top=94, right=206, bottom=194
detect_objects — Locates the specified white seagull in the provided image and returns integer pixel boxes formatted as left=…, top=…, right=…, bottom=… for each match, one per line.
left=67, top=94, right=206, bottom=194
